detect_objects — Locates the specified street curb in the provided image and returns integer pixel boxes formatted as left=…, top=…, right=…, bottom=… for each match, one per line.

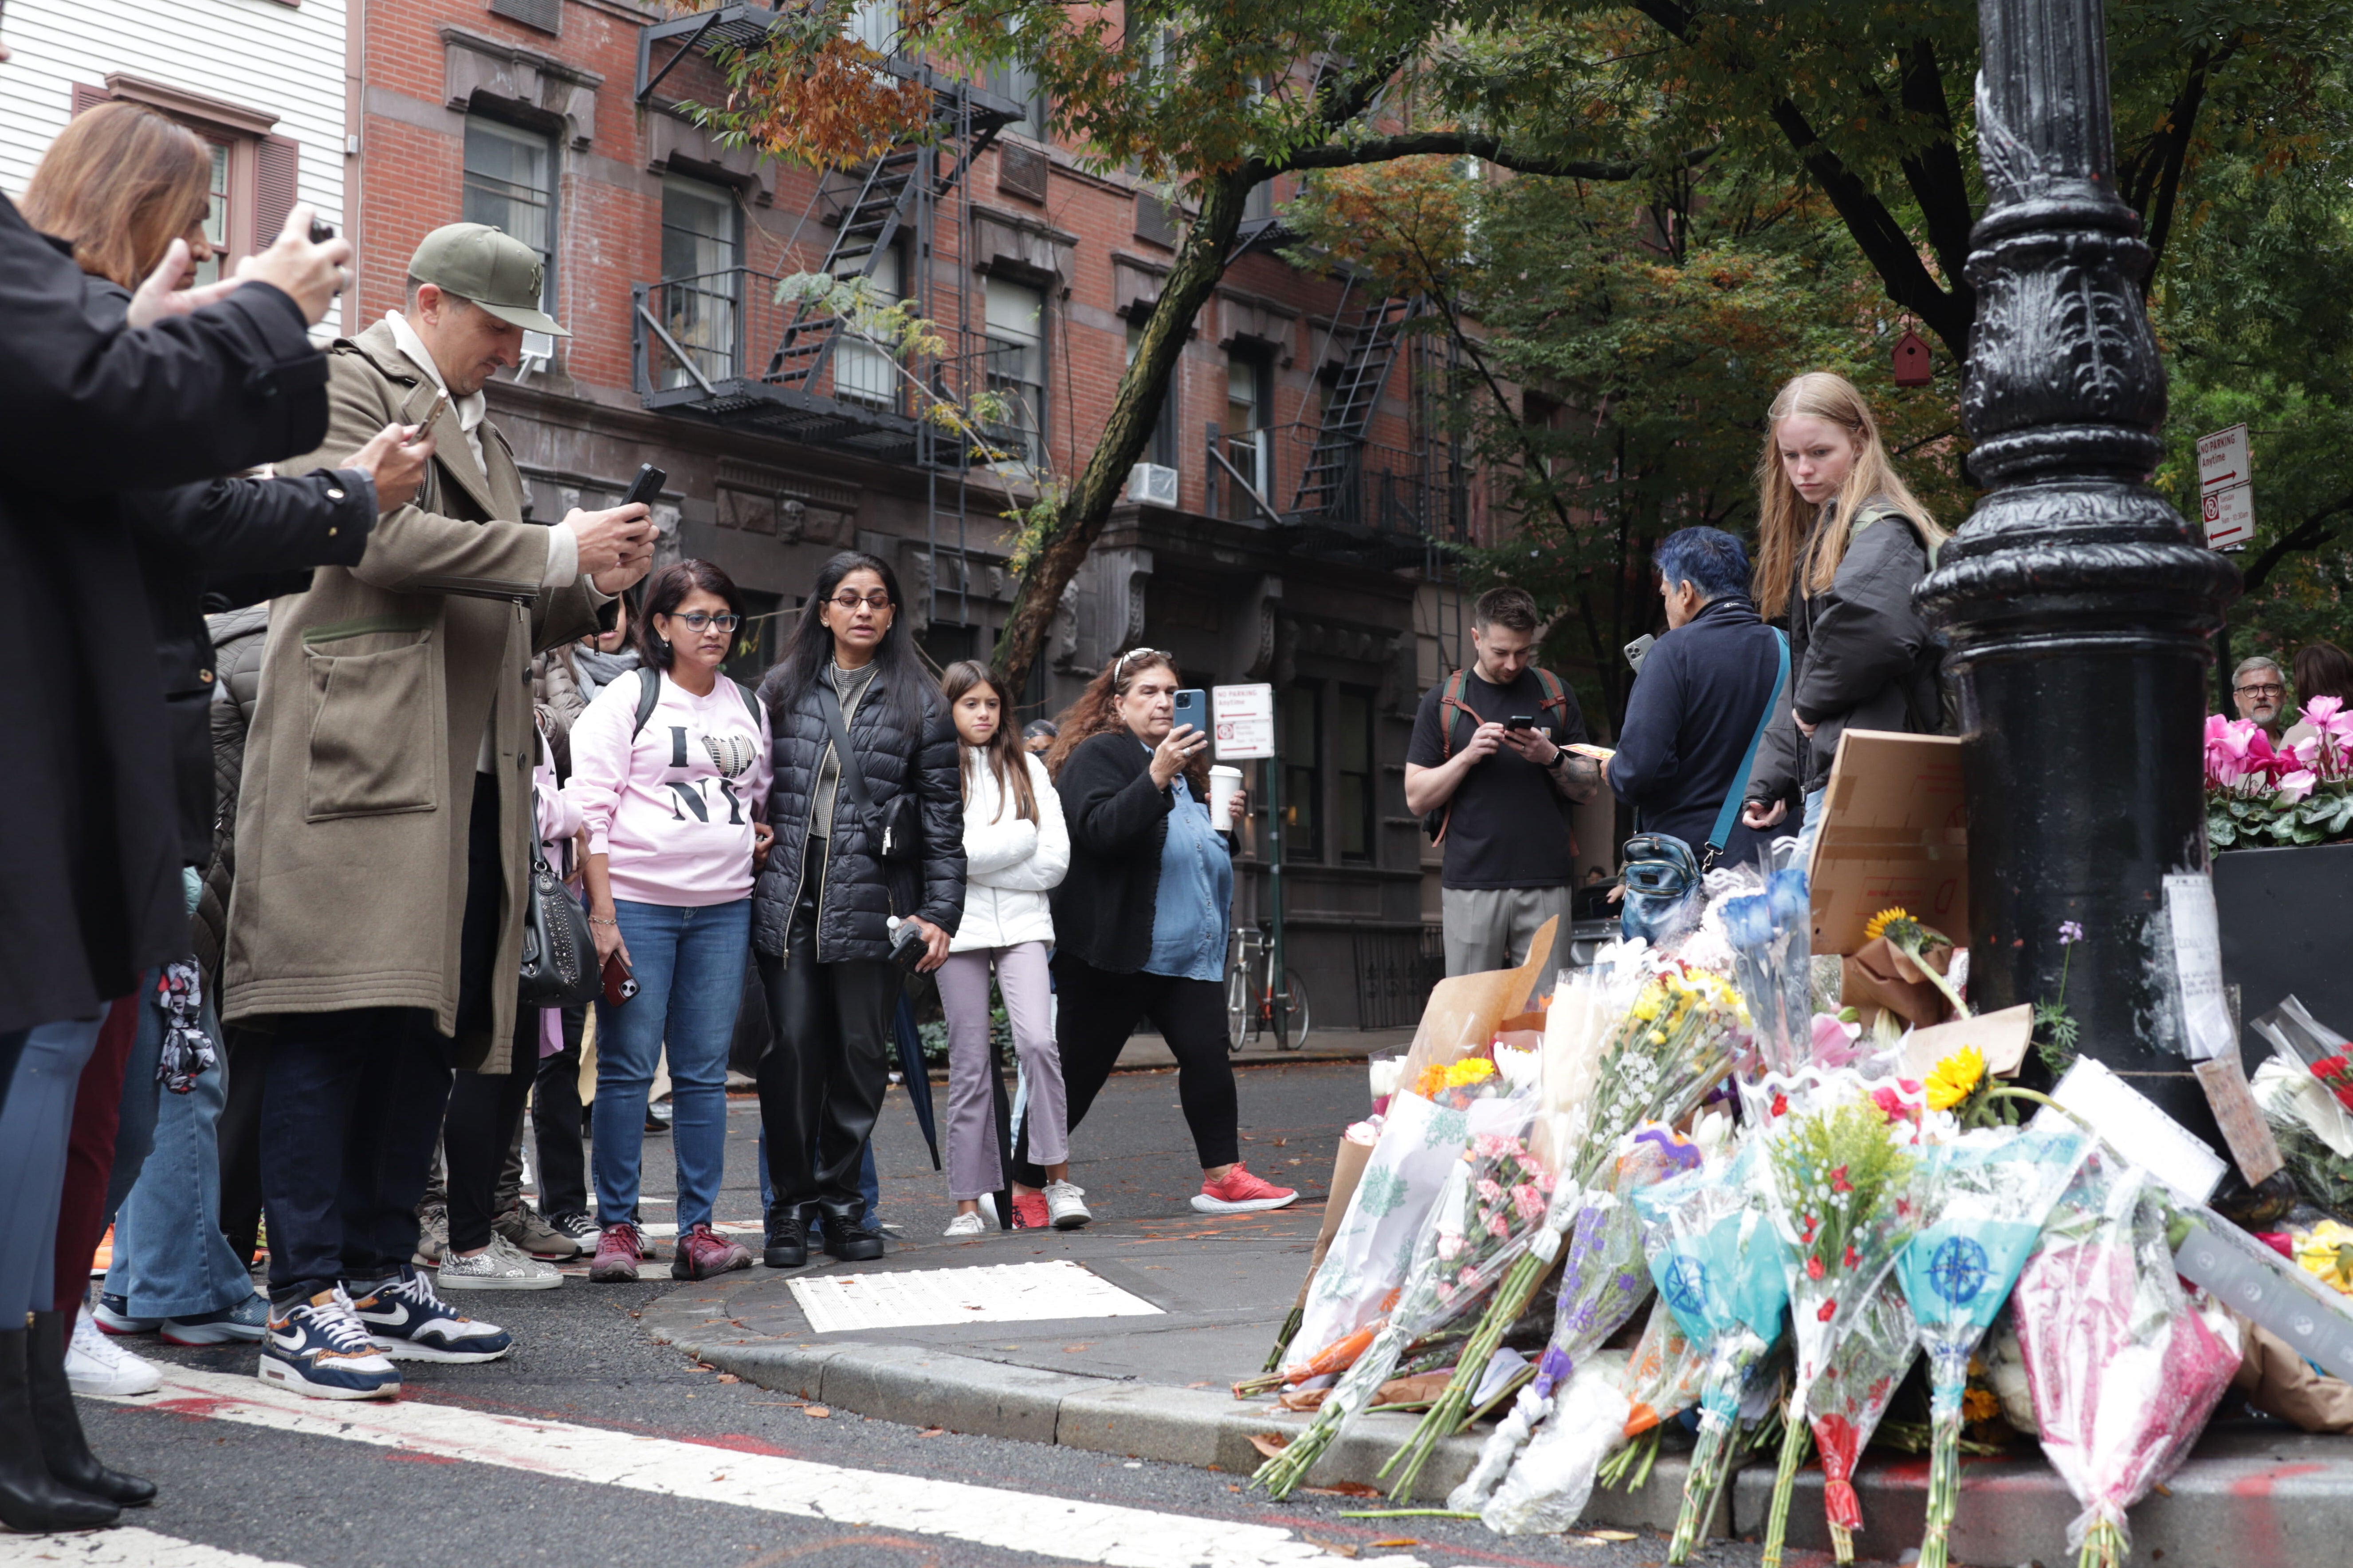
left=644, top=1277, right=2353, bottom=1564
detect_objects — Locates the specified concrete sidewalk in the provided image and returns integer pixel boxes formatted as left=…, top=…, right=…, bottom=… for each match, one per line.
left=646, top=1199, right=2353, bottom=1567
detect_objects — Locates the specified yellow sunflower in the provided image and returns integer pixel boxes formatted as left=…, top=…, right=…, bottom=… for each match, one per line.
left=1924, top=1045, right=1987, bottom=1112
left=1863, top=907, right=1911, bottom=943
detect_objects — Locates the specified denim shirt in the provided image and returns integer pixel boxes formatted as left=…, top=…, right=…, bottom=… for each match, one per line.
left=1145, top=759, right=1233, bottom=982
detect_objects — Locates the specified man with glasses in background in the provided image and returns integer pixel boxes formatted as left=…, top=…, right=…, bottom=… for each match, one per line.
left=2231, top=655, right=2290, bottom=737
left=221, top=224, right=656, bottom=1399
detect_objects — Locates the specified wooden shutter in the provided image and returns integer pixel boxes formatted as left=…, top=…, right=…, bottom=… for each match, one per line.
left=255, top=134, right=301, bottom=244
left=70, top=84, right=110, bottom=116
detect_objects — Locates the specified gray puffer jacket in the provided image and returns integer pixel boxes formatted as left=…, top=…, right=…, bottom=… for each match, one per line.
left=752, top=661, right=964, bottom=963
left=1748, top=497, right=1944, bottom=806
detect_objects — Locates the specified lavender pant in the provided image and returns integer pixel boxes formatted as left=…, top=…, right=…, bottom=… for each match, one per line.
left=936, top=943, right=1067, bottom=1201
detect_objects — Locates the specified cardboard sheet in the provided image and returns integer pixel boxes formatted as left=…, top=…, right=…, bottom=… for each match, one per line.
left=1810, top=730, right=1968, bottom=955
left=1399, top=916, right=1558, bottom=1084
left=1899, top=1003, right=2035, bottom=1081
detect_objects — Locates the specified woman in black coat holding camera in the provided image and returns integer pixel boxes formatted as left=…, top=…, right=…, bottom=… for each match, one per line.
left=753, top=553, right=962, bottom=1268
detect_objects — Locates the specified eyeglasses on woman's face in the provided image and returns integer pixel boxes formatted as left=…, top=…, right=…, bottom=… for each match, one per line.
left=669, top=611, right=741, bottom=633
left=829, top=592, right=893, bottom=613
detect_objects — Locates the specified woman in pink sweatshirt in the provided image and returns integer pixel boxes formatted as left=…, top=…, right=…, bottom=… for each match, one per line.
left=566, top=560, right=772, bottom=1282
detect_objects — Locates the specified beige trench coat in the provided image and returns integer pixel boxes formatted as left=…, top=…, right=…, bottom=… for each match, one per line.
left=222, top=322, right=607, bottom=1067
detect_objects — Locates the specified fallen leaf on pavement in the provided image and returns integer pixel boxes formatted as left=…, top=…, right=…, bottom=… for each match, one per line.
left=1300, top=1536, right=1357, bottom=1559
left=918, top=1428, right=945, bottom=1438
left=1371, top=1540, right=1418, bottom=1549
left=1301, top=1481, right=1382, bottom=1498
left=803, top=1405, right=832, bottom=1418
left=1247, top=1433, right=1290, bottom=1459
left=1589, top=1531, right=1638, bottom=1542
left=715, top=1373, right=740, bottom=1383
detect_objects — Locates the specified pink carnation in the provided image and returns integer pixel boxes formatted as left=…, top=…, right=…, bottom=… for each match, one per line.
left=1512, top=1184, right=1546, bottom=1221
left=1475, top=1177, right=1505, bottom=1204
left=1486, top=1213, right=1511, bottom=1239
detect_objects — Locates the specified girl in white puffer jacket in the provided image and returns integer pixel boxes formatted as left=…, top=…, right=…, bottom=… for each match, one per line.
left=936, top=662, right=1080, bottom=1234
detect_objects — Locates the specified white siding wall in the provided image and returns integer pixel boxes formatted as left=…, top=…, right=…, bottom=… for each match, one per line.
left=0, top=0, right=346, bottom=333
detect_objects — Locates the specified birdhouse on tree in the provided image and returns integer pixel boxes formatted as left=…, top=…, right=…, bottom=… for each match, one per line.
left=1892, top=329, right=1933, bottom=387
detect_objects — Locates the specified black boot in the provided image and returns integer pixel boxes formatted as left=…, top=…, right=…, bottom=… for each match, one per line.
left=818, top=1203, right=884, bottom=1263
left=762, top=1208, right=808, bottom=1269
left=0, top=1328, right=119, bottom=1532
left=28, top=1313, right=154, bottom=1508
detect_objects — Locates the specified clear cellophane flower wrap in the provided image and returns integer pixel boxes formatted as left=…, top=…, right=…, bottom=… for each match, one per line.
left=1721, top=867, right=1815, bottom=1079
left=1252, top=1090, right=1543, bottom=1500
left=1805, top=1281, right=1917, bottom=1563
left=1469, top=1287, right=1709, bottom=1533
left=1381, top=958, right=1747, bottom=1500
left=2011, top=1154, right=2243, bottom=1568
left=1895, top=1124, right=2094, bottom=1568
left=1634, top=1136, right=1791, bottom=1565
left=1445, top=1126, right=1701, bottom=1517
left=1758, top=1096, right=1919, bottom=1568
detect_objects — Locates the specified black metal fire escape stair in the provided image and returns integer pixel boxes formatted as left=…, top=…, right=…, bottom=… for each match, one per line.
left=1291, top=294, right=1419, bottom=519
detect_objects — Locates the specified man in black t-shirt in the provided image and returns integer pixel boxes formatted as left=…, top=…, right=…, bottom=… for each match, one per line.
left=1406, top=587, right=1600, bottom=975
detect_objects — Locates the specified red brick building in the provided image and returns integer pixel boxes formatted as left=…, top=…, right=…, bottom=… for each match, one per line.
left=344, top=0, right=1551, bottom=1028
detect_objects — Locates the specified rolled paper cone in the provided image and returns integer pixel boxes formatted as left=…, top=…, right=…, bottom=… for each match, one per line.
left=1293, top=1137, right=1377, bottom=1311
left=1400, top=918, right=1559, bottom=1085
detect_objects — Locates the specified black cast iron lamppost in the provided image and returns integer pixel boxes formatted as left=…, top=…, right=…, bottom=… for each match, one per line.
left=1915, top=0, right=2239, bottom=1141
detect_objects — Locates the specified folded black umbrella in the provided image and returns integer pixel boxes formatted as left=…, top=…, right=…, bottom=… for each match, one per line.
left=892, top=993, right=940, bottom=1169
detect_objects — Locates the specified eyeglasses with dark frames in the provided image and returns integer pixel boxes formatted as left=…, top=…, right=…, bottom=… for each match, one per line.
left=828, top=591, right=893, bottom=613
left=668, top=611, right=740, bottom=633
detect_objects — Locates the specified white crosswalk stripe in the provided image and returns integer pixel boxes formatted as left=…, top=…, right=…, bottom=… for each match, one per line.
left=92, top=1368, right=1423, bottom=1568
left=0, top=1526, right=302, bottom=1568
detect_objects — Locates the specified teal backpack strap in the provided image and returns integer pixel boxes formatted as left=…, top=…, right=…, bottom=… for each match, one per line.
left=1709, top=629, right=1790, bottom=860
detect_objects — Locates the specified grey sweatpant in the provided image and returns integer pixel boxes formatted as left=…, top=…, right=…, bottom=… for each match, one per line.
left=1440, top=884, right=1576, bottom=978
left=936, top=942, right=1067, bottom=1201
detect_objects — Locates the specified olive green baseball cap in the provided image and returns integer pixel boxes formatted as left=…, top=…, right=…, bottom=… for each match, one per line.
left=408, top=222, right=569, bottom=337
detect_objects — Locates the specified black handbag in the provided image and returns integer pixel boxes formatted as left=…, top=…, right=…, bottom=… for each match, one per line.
left=518, top=792, right=600, bottom=1008
left=814, top=677, right=920, bottom=862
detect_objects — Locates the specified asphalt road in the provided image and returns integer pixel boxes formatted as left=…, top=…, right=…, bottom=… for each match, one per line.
left=45, top=1063, right=1828, bottom=1568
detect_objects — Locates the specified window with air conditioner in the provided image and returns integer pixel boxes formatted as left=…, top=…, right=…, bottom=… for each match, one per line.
left=658, top=175, right=740, bottom=386
left=462, top=115, right=560, bottom=360
left=985, top=277, right=1047, bottom=469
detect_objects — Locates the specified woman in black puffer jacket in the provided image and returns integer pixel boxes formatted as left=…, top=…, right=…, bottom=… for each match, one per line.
left=753, top=552, right=963, bottom=1268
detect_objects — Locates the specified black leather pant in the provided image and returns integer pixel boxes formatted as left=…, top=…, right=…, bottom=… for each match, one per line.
left=754, top=875, right=898, bottom=1215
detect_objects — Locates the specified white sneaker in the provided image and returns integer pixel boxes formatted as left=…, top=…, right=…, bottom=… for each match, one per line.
left=67, top=1310, right=162, bottom=1396
left=1043, top=1180, right=1093, bottom=1230
left=436, top=1234, right=562, bottom=1291
left=943, top=1211, right=986, bottom=1237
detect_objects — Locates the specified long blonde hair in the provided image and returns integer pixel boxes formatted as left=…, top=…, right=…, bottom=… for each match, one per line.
left=1752, top=372, right=1944, bottom=621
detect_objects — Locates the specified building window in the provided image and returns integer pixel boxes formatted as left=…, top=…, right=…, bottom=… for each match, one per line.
left=462, top=115, right=559, bottom=358
left=1336, top=685, right=1375, bottom=863
left=1225, top=346, right=1273, bottom=515
left=997, top=40, right=1049, bottom=138
left=835, top=244, right=902, bottom=409
left=846, top=0, right=900, bottom=55
left=192, top=141, right=232, bottom=285
left=657, top=175, right=740, bottom=386
left=985, top=276, right=1047, bottom=467
left=1283, top=680, right=1322, bottom=863
left=1126, top=321, right=1179, bottom=470
left=72, top=79, right=296, bottom=283
left=723, top=590, right=784, bottom=686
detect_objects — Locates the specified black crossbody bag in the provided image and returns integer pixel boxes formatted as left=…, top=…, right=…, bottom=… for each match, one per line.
left=813, top=678, right=920, bottom=863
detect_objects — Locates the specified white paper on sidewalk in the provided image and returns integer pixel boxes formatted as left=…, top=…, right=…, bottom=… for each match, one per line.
left=788, top=1260, right=1163, bottom=1333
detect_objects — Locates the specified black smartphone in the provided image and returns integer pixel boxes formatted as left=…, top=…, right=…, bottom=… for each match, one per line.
left=308, top=218, right=338, bottom=244
left=620, top=463, right=668, bottom=509
left=1505, top=714, right=1537, bottom=731
left=1172, top=688, right=1207, bottom=739
left=889, top=919, right=929, bottom=973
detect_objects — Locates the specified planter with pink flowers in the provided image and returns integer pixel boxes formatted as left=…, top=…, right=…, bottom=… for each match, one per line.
left=2205, top=699, right=2353, bottom=851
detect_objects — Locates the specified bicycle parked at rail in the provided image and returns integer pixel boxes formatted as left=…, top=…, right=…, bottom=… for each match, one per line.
left=1225, top=923, right=1309, bottom=1053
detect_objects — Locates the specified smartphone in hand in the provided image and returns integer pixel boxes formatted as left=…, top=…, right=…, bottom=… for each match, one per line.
left=1172, top=688, right=1207, bottom=739
left=620, top=463, right=667, bottom=510
left=1505, top=714, right=1537, bottom=732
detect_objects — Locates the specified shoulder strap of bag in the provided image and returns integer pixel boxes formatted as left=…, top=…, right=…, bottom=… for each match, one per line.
left=1531, top=667, right=1569, bottom=717
left=1436, top=667, right=1471, bottom=759
left=813, top=677, right=878, bottom=812
left=630, top=668, right=660, bottom=740
left=733, top=680, right=761, bottom=727
left=1707, top=629, right=1790, bottom=859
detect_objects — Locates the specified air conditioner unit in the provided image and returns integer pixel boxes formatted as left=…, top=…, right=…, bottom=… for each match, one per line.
left=1127, top=463, right=1178, bottom=507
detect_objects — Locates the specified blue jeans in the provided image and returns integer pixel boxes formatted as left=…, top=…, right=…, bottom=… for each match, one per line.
left=102, top=967, right=173, bottom=1228
left=0, top=1018, right=106, bottom=1319
left=592, top=898, right=750, bottom=1231
left=1794, top=786, right=1828, bottom=871
left=104, top=1005, right=254, bottom=1320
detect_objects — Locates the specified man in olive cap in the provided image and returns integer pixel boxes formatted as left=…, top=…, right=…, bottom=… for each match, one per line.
left=225, top=223, right=655, bottom=1399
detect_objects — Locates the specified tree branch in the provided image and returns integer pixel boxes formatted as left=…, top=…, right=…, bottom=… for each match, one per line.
left=2240, top=490, right=2353, bottom=597
left=1892, top=38, right=1977, bottom=308
left=1274, top=133, right=1714, bottom=182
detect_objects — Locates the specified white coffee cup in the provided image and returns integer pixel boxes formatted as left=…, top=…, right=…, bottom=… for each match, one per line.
left=1207, top=764, right=1243, bottom=826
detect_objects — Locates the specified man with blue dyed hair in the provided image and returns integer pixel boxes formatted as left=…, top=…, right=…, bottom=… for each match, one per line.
left=1607, top=527, right=1788, bottom=869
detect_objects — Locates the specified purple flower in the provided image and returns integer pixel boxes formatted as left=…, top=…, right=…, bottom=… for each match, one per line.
left=2058, top=921, right=2085, bottom=945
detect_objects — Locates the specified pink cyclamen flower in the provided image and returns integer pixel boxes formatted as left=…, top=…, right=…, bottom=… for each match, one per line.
left=2278, top=769, right=2319, bottom=805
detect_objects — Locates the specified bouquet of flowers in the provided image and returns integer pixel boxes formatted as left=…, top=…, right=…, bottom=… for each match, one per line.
left=1380, top=964, right=1746, bottom=1497
left=2207, top=700, right=2353, bottom=849
left=1253, top=1092, right=1546, bottom=1499
left=1800, top=1281, right=1917, bottom=1563
left=1633, top=1137, right=1791, bottom=1565
left=2012, top=1152, right=2243, bottom=1568
left=1758, top=1096, right=1919, bottom=1568
left=1721, top=867, right=1815, bottom=1078
left=1895, top=1124, right=2092, bottom=1568
left=1437, top=1126, right=1701, bottom=1513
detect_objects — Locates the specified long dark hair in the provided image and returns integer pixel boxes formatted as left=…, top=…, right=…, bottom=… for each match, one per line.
left=941, top=660, right=1038, bottom=824
left=2296, top=641, right=2353, bottom=709
left=1046, top=648, right=1208, bottom=795
left=758, top=550, right=931, bottom=738
left=636, top=558, right=746, bottom=671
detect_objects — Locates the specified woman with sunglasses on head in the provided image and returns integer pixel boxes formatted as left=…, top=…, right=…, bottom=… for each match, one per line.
left=1029, top=651, right=1297, bottom=1217
left=568, top=560, right=773, bottom=1284
left=752, top=554, right=963, bottom=1269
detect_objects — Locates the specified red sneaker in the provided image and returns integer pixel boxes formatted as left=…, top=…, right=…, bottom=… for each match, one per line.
left=588, top=1221, right=643, bottom=1282
left=1192, top=1163, right=1298, bottom=1214
left=670, top=1222, right=753, bottom=1281
left=1009, top=1193, right=1052, bottom=1230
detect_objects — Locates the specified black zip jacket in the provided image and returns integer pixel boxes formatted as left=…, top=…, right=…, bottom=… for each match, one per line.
left=1047, top=732, right=1234, bottom=975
